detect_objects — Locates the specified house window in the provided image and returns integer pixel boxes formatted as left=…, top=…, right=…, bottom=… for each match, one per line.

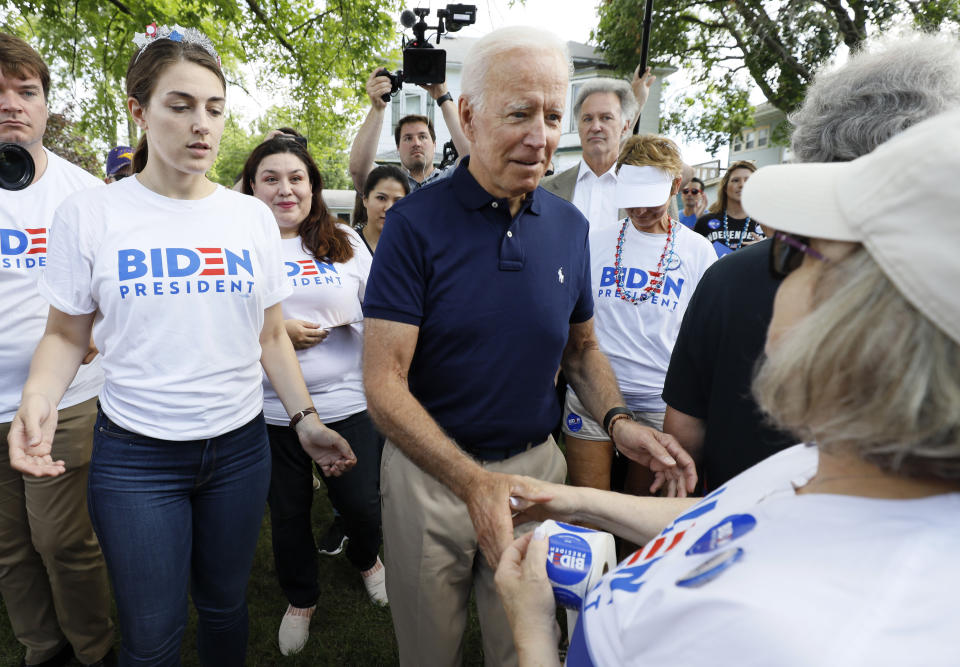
left=569, top=82, right=583, bottom=133
left=390, top=95, right=401, bottom=133
left=393, top=93, right=430, bottom=135
left=404, top=93, right=422, bottom=116
left=756, top=126, right=769, bottom=147
left=733, top=125, right=770, bottom=154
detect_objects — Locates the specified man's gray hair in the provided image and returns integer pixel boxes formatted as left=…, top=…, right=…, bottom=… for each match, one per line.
left=573, top=78, right=638, bottom=128
left=790, top=30, right=960, bottom=163
left=461, top=26, right=570, bottom=113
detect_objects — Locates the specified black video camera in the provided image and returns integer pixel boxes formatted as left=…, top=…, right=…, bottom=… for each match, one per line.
left=0, top=143, right=35, bottom=190
left=378, top=4, right=477, bottom=102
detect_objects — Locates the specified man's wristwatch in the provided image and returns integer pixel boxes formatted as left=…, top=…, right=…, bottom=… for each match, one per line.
left=435, top=92, right=453, bottom=106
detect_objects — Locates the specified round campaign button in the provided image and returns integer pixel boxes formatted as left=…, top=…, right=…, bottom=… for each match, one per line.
left=707, top=218, right=722, bottom=230
left=546, top=532, right=592, bottom=586
left=676, top=547, right=744, bottom=588
left=553, top=586, right=584, bottom=609
left=566, top=413, right=583, bottom=432
left=664, top=252, right=681, bottom=271
left=685, top=514, right=757, bottom=556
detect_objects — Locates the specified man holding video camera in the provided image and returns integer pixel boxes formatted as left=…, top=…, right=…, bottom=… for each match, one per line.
left=349, top=67, right=469, bottom=193
left=0, top=32, right=113, bottom=667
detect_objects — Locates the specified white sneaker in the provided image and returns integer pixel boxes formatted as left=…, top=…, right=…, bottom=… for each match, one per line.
left=362, top=557, right=389, bottom=606
left=278, top=604, right=314, bottom=656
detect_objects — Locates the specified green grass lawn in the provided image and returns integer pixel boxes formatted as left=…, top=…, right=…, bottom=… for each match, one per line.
left=0, top=488, right=487, bottom=666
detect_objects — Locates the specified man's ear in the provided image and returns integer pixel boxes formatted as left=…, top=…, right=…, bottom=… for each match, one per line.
left=459, top=97, right=476, bottom=144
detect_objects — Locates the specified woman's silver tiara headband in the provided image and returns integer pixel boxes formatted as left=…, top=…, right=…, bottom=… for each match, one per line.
left=132, top=23, right=221, bottom=66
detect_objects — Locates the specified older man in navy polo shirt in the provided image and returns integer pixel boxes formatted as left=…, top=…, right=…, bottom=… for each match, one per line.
left=362, top=26, right=696, bottom=667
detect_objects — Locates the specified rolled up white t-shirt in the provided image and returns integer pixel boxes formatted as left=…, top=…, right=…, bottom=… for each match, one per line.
left=263, top=226, right=371, bottom=425
left=38, top=176, right=291, bottom=439
left=0, top=149, right=103, bottom=422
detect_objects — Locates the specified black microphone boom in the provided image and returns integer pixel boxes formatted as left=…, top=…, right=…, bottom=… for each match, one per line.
left=633, top=0, right=655, bottom=135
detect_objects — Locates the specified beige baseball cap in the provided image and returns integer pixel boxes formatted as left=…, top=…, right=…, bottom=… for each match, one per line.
left=742, top=108, right=960, bottom=345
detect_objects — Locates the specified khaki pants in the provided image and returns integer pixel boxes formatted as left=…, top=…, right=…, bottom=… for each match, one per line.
left=0, top=397, right=114, bottom=664
left=381, top=437, right=567, bottom=667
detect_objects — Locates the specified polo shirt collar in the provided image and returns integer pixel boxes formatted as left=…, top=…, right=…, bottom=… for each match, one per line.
left=452, top=157, right=542, bottom=217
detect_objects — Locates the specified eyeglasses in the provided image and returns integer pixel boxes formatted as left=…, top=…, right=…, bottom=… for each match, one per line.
left=681, top=188, right=701, bottom=195
left=769, top=231, right=827, bottom=279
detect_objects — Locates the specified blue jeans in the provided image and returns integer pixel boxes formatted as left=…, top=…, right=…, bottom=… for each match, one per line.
left=87, top=408, right=271, bottom=666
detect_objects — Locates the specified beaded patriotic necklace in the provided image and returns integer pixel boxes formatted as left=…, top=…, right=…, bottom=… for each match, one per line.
left=723, top=211, right=752, bottom=251
left=614, top=217, right=677, bottom=305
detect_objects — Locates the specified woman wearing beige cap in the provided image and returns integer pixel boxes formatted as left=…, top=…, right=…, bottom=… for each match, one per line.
left=495, top=109, right=960, bottom=666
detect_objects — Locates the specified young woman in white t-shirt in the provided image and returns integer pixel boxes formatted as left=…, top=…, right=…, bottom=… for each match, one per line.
left=240, top=137, right=388, bottom=655
left=6, top=29, right=355, bottom=666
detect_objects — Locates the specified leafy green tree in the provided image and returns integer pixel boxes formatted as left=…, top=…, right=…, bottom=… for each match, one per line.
left=45, top=108, right=102, bottom=176
left=594, top=0, right=960, bottom=153
left=208, top=107, right=351, bottom=190
left=1, top=0, right=399, bottom=183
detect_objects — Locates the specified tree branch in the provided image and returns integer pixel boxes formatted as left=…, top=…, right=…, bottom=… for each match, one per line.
left=676, top=12, right=728, bottom=32
left=286, top=9, right=331, bottom=37
left=104, top=0, right=133, bottom=16
left=816, top=0, right=866, bottom=49
left=733, top=0, right=812, bottom=81
left=245, top=0, right=296, bottom=55
left=715, top=4, right=779, bottom=105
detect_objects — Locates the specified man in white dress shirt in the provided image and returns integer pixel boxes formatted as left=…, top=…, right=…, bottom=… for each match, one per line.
left=541, top=71, right=651, bottom=225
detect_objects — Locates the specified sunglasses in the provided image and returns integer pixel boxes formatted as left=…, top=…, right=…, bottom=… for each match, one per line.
left=769, top=232, right=827, bottom=279
left=681, top=188, right=701, bottom=195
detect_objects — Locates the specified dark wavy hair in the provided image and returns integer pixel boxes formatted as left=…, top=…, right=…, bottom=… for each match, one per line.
left=241, top=136, right=352, bottom=264
left=126, top=38, right=226, bottom=174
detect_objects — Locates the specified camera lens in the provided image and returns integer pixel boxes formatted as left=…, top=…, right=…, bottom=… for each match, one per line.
left=0, top=143, right=35, bottom=191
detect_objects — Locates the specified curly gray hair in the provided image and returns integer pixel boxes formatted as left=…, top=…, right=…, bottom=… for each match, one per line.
left=790, top=30, right=960, bottom=163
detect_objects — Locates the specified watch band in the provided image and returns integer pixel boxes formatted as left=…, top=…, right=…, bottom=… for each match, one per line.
left=436, top=92, right=453, bottom=107
left=603, top=406, right=634, bottom=438
left=289, top=407, right=318, bottom=429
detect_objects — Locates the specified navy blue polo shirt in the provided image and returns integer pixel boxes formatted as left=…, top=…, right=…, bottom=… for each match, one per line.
left=363, top=158, right=593, bottom=454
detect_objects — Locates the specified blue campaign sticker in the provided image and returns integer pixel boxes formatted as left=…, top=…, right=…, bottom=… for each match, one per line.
left=676, top=547, right=744, bottom=588
left=566, top=413, right=583, bottom=432
left=553, top=586, right=584, bottom=610
left=556, top=521, right=595, bottom=534
left=546, top=532, right=592, bottom=586
left=685, top=514, right=757, bottom=556
left=707, top=218, right=722, bottom=230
